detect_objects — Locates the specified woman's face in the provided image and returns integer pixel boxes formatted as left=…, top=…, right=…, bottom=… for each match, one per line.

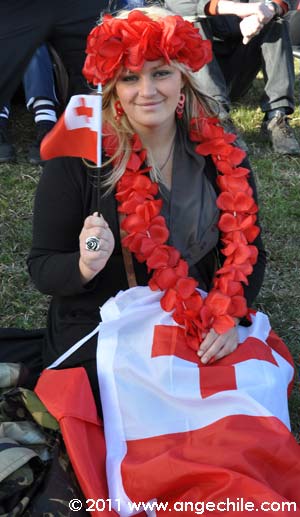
left=115, top=59, right=184, bottom=133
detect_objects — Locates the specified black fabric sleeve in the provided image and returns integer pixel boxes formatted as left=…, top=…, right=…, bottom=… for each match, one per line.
left=27, top=157, right=100, bottom=296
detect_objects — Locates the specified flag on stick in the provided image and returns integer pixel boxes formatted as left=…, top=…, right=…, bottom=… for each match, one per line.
left=40, top=93, right=102, bottom=166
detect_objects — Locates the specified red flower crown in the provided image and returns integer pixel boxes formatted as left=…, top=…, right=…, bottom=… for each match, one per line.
left=82, top=10, right=212, bottom=85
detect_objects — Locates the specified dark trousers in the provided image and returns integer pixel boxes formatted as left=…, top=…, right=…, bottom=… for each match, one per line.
left=287, top=10, right=300, bottom=46
left=0, top=0, right=119, bottom=107
left=1, top=44, right=57, bottom=114
left=194, top=16, right=295, bottom=114
left=23, top=44, right=58, bottom=108
left=0, top=328, right=45, bottom=389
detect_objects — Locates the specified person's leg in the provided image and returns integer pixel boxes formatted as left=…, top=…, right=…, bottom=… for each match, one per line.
left=23, top=44, right=58, bottom=108
left=0, top=328, right=45, bottom=389
left=50, top=0, right=114, bottom=97
left=259, top=18, right=295, bottom=115
left=23, top=44, right=58, bottom=164
left=213, top=31, right=262, bottom=101
left=258, top=18, right=299, bottom=154
left=193, top=18, right=248, bottom=150
left=193, top=19, right=231, bottom=116
left=0, top=103, right=16, bottom=162
left=213, top=18, right=294, bottom=111
left=287, top=9, right=300, bottom=46
left=213, top=19, right=299, bottom=154
left=0, top=0, right=54, bottom=108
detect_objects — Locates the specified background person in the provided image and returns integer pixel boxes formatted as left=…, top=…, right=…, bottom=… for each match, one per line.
left=0, top=0, right=124, bottom=110
left=166, top=0, right=300, bottom=154
left=0, top=44, right=58, bottom=165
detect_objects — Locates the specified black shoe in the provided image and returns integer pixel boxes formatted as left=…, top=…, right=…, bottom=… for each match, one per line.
left=27, top=122, right=55, bottom=165
left=0, top=127, right=16, bottom=163
left=261, top=111, right=300, bottom=155
left=27, top=139, right=43, bottom=165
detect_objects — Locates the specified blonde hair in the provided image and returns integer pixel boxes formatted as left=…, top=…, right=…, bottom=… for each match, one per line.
left=88, top=6, right=217, bottom=191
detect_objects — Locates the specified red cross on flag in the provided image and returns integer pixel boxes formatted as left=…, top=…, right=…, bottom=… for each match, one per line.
left=35, top=286, right=300, bottom=515
left=40, top=94, right=102, bottom=165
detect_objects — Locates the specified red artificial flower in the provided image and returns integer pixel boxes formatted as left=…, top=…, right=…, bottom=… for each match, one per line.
left=83, top=20, right=125, bottom=85
left=176, top=277, right=198, bottom=300
left=102, top=127, right=119, bottom=157
left=217, top=192, right=258, bottom=214
left=218, top=213, right=257, bottom=233
left=214, top=277, right=244, bottom=297
left=149, top=267, right=179, bottom=291
left=147, top=245, right=180, bottom=270
left=229, top=295, right=248, bottom=318
left=159, top=16, right=212, bottom=71
left=160, top=288, right=178, bottom=312
left=217, top=175, right=250, bottom=194
left=212, top=314, right=236, bottom=335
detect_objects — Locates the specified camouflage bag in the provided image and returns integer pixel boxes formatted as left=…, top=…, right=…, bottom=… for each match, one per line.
left=0, top=363, right=86, bottom=516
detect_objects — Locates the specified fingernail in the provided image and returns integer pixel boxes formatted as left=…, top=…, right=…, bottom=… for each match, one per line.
left=201, top=356, right=208, bottom=364
left=197, top=349, right=204, bottom=357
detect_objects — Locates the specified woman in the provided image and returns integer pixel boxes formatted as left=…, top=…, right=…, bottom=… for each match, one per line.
left=30, top=6, right=300, bottom=515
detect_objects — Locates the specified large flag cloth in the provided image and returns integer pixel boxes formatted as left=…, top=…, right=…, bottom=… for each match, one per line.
left=40, top=94, right=102, bottom=165
left=35, top=287, right=300, bottom=516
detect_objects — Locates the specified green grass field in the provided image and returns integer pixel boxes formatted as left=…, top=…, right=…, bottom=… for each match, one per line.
left=0, top=67, right=299, bottom=438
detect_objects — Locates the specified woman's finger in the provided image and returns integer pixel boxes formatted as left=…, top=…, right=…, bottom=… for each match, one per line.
left=84, top=212, right=108, bottom=230
left=197, top=329, right=218, bottom=355
left=199, top=334, right=225, bottom=364
left=214, top=343, right=233, bottom=361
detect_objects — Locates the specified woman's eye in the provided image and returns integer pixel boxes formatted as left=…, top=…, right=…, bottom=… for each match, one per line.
left=154, top=70, right=171, bottom=78
left=121, top=75, right=138, bottom=82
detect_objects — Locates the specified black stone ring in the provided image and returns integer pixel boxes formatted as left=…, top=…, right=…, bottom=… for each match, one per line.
left=85, top=236, right=101, bottom=252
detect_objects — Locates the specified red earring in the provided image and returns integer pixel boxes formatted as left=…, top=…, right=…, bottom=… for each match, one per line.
left=176, top=93, right=185, bottom=119
left=114, top=100, right=124, bottom=122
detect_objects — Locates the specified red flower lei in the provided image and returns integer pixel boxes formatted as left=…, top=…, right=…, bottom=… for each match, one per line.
left=103, top=116, right=260, bottom=351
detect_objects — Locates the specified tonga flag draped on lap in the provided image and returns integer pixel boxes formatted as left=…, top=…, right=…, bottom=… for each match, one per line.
left=36, top=286, right=300, bottom=516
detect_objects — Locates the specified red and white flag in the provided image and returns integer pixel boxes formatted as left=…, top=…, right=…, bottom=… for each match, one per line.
left=40, top=94, right=102, bottom=165
left=35, top=287, right=300, bottom=516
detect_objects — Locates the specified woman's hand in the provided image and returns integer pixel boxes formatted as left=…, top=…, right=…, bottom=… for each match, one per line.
left=197, top=319, right=240, bottom=364
left=79, top=212, right=115, bottom=284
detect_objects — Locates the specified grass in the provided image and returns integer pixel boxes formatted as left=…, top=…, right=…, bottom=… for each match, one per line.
left=0, top=66, right=299, bottom=439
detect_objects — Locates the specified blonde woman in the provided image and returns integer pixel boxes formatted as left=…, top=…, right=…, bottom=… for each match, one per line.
left=29, top=6, right=299, bottom=513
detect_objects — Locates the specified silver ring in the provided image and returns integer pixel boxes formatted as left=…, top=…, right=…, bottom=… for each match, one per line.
left=85, top=236, right=101, bottom=252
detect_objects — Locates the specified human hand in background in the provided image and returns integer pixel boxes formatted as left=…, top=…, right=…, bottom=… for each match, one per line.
left=240, top=14, right=264, bottom=44
left=250, top=2, right=277, bottom=24
left=79, top=212, right=115, bottom=284
left=217, top=0, right=278, bottom=22
left=239, top=2, right=278, bottom=44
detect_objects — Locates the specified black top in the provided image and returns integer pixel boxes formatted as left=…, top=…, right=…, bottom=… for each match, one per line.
left=27, top=129, right=266, bottom=405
